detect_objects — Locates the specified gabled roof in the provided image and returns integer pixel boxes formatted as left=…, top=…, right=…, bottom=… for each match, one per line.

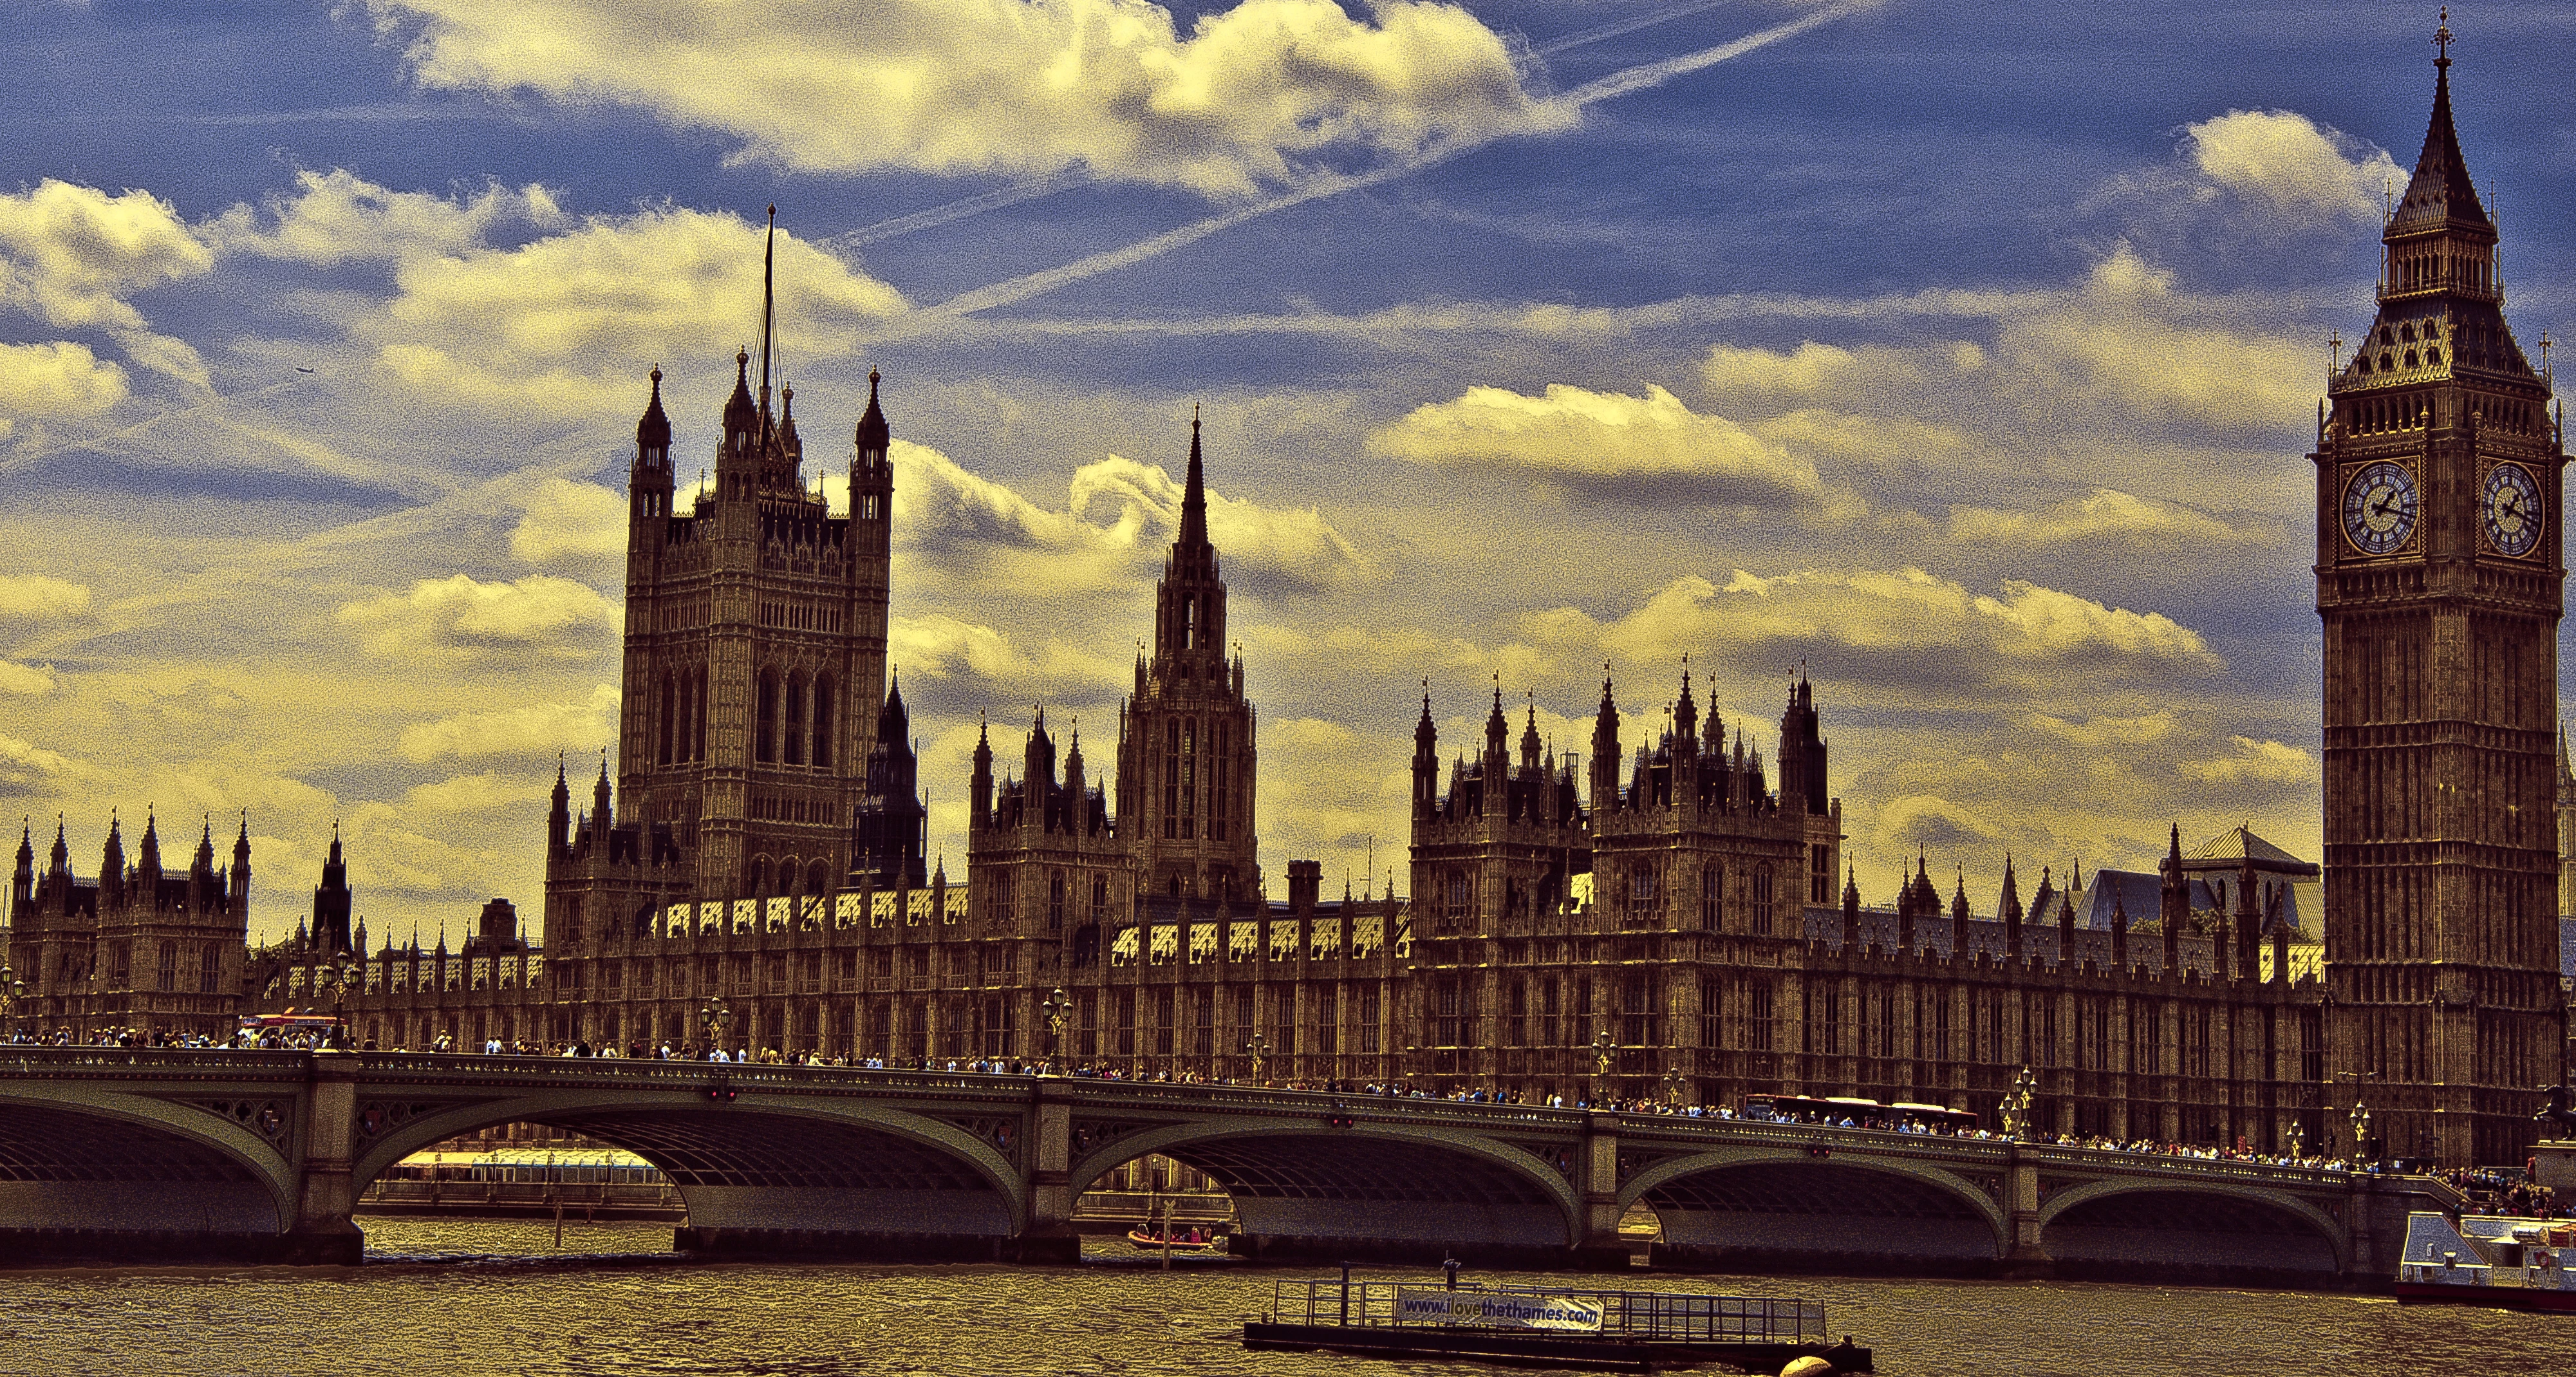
left=2181, top=825, right=2319, bottom=876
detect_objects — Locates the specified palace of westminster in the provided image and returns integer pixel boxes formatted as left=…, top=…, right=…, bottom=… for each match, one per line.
left=7, top=38, right=2572, bottom=1167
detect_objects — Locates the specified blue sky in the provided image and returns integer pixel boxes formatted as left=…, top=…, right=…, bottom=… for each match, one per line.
left=1, top=0, right=2569, bottom=941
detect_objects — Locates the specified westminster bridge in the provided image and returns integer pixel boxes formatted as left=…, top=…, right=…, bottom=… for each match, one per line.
left=0, top=1048, right=2449, bottom=1284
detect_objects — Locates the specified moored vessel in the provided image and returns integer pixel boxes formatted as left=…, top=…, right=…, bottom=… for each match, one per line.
left=2394, top=1212, right=2576, bottom=1311
left=1244, top=1274, right=1870, bottom=1372
left=1126, top=1226, right=1226, bottom=1253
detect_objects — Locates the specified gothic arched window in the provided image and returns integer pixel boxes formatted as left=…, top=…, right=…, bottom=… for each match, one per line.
left=656, top=674, right=675, bottom=765
left=756, top=670, right=780, bottom=763
left=784, top=673, right=808, bottom=765
left=812, top=675, right=835, bottom=770
left=692, top=665, right=708, bottom=761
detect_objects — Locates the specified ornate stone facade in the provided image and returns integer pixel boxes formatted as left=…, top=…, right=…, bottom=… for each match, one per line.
left=6, top=814, right=251, bottom=1041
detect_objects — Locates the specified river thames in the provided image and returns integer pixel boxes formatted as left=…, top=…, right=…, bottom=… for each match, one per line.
left=0, top=1219, right=2561, bottom=1376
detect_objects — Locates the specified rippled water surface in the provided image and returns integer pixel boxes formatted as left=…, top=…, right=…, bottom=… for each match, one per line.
left=0, top=1219, right=2562, bottom=1376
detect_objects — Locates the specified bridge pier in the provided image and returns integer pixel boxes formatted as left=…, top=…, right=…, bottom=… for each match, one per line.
left=2001, top=1157, right=2053, bottom=1279
left=1005, top=1081, right=1081, bottom=1264
left=1569, top=1110, right=1630, bottom=1270
left=286, top=1051, right=364, bottom=1265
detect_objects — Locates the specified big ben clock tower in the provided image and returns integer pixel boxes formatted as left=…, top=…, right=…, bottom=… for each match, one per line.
left=2316, top=17, right=2567, bottom=1168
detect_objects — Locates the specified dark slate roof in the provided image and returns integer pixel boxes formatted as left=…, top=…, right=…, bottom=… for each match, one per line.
left=1804, top=904, right=2245, bottom=977
left=2064, top=868, right=2307, bottom=935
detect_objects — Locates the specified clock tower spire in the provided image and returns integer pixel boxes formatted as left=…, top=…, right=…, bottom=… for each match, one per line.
left=2313, top=15, right=2566, bottom=1168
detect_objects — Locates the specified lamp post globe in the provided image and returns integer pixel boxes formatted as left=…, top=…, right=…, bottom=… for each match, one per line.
left=699, top=995, right=732, bottom=1057
left=1038, top=988, right=1069, bottom=1074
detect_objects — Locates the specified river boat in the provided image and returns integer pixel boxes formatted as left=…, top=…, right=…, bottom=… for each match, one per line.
left=1244, top=1276, right=1870, bottom=1372
left=1126, top=1227, right=1225, bottom=1252
left=2394, top=1211, right=2576, bottom=1311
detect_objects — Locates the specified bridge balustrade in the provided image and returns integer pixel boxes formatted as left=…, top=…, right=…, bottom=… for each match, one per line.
left=0, top=1048, right=2418, bottom=1280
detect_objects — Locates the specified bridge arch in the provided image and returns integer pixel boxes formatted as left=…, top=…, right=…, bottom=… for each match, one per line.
left=0, top=1087, right=298, bottom=1236
left=1072, top=1117, right=1585, bottom=1262
left=351, top=1089, right=1026, bottom=1242
left=2035, top=1177, right=2349, bottom=1278
left=1619, top=1147, right=2010, bottom=1268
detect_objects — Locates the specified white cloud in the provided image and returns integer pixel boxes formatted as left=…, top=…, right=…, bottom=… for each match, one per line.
left=210, top=167, right=568, bottom=268
left=397, top=685, right=621, bottom=763
left=364, top=202, right=906, bottom=405
left=0, top=574, right=93, bottom=619
left=2178, top=735, right=2316, bottom=787
left=1700, top=338, right=1987, bottom=408
left=2182, top=109, right=2400, bottom=224
left=895, top=436, right=1370, bottom=594
left=0, top=729, right=78, bottom=794
left=1561, top=567, right=2223, bottom=698
left=0, top=180, right=213, bottom=385
left=1367, top=382, right=1830, bottom=509
left=368, top=0, right=1564, bottom=198
left=510, top=478, right=627, bottom=565
left=1995, top=245, right=2311, bottom=431
left=2026, top=710, right=2181, bottom=748
left=1878, top=793, right=2001, bottom=854
left=0, top=660, right=56, bottom=696
left=1070, top=453, right=1371, bottom=590
left=891, top=613, right=1125, bottom=695
left=1946, top=488, right=2264, bottom=549
left=338, top=573, right=619, bottom=658
left=403, top=771, right=536, bottom=815
left=0, top=340, right=129, bottom=430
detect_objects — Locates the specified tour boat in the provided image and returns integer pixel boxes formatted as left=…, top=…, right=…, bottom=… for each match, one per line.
left=2394, top=1212, right=2576, bottom=1311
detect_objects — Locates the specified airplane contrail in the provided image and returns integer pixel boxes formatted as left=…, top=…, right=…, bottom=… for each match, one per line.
left=1535, top=0, right=1749, bottom=58
left=815, top=2, right=1753, bottom=257
left=825, top=168, right=1097, bottom=250
left=912, top=1, right=1880, bottom=326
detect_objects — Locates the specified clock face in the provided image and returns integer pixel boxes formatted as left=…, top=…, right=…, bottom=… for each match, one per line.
left=2342, top=461, right=2418, bottom=556
left=2481, top=462, right=2543, bottom=558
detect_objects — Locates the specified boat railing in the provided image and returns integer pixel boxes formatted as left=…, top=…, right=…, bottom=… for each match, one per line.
left=1269, top=1280, right=1825, bottom=1342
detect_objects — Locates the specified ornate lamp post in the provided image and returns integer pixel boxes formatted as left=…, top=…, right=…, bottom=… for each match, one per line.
left=322, top=960, right=360, bottom=1050
left=1589, top=1028, right=1616, bottom=1107
left=1661, top=1065, right=1688, bottom=1109
left=699, top=995, right=732, bottom=1058
left=1243, top=1032, right=1271, bottom=1085
left=2347, top=1096, right=2373, bottom=1164
left=1038, top=988, right=1069, bottom=1075
left=2286, top=1119, right=2305, bottom=1162
left=0, top=962, right=24, bottom=1043
left=2000, top=1067, right=2038, bottom=1140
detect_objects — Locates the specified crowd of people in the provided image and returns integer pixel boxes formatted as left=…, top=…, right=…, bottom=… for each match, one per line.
left=2438, top=1166, right=2566, bottom=1219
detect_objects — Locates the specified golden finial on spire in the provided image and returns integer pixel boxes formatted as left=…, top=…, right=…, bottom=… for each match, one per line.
left=2435, top=8, right=2452, bottom=68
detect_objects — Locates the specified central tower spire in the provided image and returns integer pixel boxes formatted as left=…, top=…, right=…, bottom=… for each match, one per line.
left=1114, top=408, right=1258, bottom=903
left=1179, top=404, right=1208, bottom=551
left=757, top=204, right=778, bottom=434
